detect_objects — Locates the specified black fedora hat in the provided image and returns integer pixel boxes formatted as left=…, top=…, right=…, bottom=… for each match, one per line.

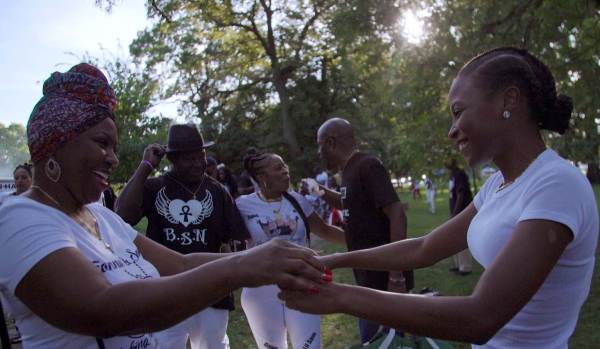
left=166, top=124, right=214, bottom=154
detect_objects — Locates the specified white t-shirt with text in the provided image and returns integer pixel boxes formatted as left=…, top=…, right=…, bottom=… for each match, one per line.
left=236, top=192, right=313, bottom=248
left=0, top=197, right=161, bottom=349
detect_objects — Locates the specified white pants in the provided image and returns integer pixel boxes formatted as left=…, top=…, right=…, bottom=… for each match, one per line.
left=242, top=285, right=321, bottom=349
left=426, top=190, right=436, bottom=213
left=453, top=248, right=473, bottom=272
left=155, top=307, right=229, bottom=349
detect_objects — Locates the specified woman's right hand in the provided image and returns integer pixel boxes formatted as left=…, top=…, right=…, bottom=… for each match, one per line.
left=234, top=239, right=327, bottom=292
left=301, top=178, right=325, bottom=197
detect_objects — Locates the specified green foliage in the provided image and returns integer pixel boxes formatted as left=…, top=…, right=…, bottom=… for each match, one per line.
left=396, top=0, right=600, bottom=177
left=86, top=55, right=172, bottom=183
left=0, top=123, right=29, bottom=177
left=129, top=0, right=343, bottom=159
left=95, top=0, right=600, bottom=181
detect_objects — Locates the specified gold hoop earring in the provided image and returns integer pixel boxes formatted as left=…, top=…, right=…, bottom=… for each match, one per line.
left=45, top=158, right=62, bottom=183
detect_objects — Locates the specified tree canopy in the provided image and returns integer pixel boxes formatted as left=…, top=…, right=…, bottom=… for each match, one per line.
left=89, top=0, right=600, bottom=183
left=85, top=54, right=172, bottom=183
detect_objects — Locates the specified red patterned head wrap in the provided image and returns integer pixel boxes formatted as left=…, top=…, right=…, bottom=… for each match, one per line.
left=27, top=63, right=117, bottom=162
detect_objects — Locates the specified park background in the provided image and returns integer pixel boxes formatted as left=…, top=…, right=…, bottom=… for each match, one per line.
left=1, top=1, right=598, bottom=348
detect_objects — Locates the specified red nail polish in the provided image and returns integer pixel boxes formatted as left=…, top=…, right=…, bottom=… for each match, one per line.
left=324, top=267, right=332, bottom=275
left=308, top=287, right=320, bottom=294
left=321, top=274, right=333, bottom=282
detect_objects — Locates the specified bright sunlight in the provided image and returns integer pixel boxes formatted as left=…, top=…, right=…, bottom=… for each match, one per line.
left=399, top=9, right=428, bottom=44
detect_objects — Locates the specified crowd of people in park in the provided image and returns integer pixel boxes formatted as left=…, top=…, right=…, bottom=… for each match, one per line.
left=0, top=46, right=598, bottom=349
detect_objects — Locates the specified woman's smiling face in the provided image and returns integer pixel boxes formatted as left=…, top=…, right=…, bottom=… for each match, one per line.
left=447, top=74, right=506, bottom=167
left=54, top=117, right=119, bottom=204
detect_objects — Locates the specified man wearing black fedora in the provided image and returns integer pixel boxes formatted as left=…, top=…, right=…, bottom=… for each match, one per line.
left=116, top=123, right=249, bottom=349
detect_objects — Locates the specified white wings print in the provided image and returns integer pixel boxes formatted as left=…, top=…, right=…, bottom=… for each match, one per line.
left=155, top=187, right=214, bottom=226
left=155, top=187, right=178, bottom=224
left=192, top=190, right=214, bottom=225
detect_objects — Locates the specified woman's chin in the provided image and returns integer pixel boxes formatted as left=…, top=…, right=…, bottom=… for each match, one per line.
left=83, top=191, right=104, bottom=205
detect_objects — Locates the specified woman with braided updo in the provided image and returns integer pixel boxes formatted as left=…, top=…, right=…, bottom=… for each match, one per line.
left=281, top=47, right=598, bottom=348
left=0, top=64, right=326, bottom=349
left=236, top=152, right=345, bottom=349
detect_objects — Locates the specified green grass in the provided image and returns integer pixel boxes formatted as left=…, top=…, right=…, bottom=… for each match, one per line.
left=223, top=187, right=600, bottom=349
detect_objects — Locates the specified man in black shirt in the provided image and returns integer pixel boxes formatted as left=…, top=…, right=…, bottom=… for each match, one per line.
left=447, top=159, right=473, bottom=275
left=116, top=123, right=249, bottom=349
left=315, top=117, right=413, bottom=343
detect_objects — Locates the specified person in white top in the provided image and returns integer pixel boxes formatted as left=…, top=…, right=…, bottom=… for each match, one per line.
left=0, top=164, right=32, bottom=206
left=424, top=177, right=436, bottom=214
left=279, top=47, right=599, bottom=349
left=236, top=152, right=346, bottom=349
left=0, top=63, right=327, bottom=349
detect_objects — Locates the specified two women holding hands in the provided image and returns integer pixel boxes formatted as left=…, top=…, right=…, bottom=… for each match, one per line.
left=1, top=45, right=596, bottom=349
left=0, top=63, right=327, bottom=349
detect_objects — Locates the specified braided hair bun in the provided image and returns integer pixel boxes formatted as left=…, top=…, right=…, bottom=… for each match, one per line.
left=460, top=47, right=572, bottom=135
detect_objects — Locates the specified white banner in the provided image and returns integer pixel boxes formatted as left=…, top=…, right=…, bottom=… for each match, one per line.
left=0, top=179, right=16, bottom=193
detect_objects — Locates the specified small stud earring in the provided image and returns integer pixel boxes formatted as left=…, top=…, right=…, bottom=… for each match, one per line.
left=502, top=110, right=511, bottom=119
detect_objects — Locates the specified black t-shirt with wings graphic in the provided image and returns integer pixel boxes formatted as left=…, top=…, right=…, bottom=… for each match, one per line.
left=142, top=173, right=249, bottom=309
left=142, top=174, right=249, bottom=253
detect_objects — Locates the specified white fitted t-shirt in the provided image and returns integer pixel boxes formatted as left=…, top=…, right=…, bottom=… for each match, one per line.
left=469, top=149, right=598, bottom=349
left=0, top=197, right=161, bottom=349
left=236, top=192, right=314, bottom=248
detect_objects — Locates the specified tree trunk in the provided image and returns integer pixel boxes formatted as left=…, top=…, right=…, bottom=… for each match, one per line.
left=273, top=72, right=300, bottom=156
left=586, top=162, right=600, bottom=184
left=318, top=56, right=331, bottom=119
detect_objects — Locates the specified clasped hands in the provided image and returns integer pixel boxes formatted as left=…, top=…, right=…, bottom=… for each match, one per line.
left=272, top=250, right=407, bottom=315
left=237, top=239, right=340, bottom=314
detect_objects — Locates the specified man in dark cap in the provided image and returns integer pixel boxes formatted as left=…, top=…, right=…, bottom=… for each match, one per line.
left=310, top=117, right=413, bottom=343
left=116, top=123, right=249, bottom=349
